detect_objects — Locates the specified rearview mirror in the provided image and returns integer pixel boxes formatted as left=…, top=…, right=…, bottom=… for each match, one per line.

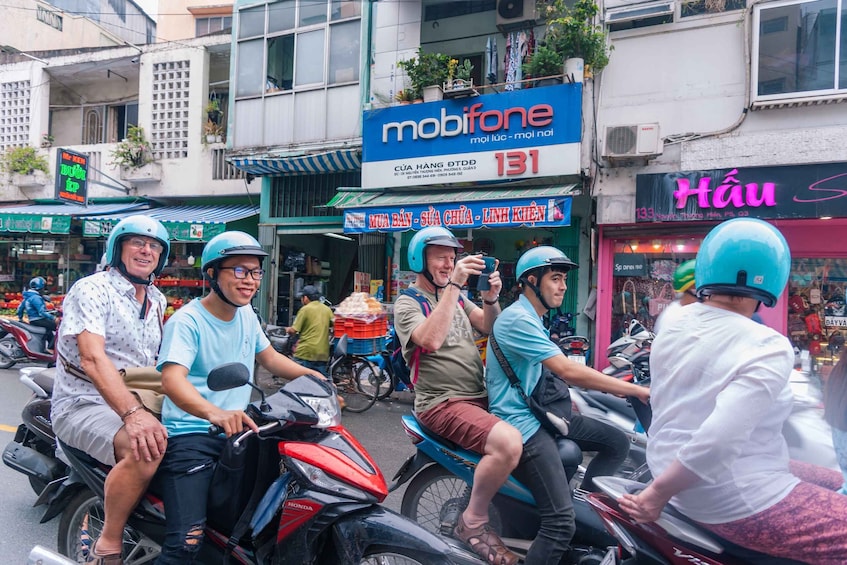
left=207, top=363, right=251, bottom=391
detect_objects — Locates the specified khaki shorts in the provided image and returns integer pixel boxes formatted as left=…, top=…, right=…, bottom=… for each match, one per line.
left=417, top=397, right=501, bottom=455
left=53, top=400, right=122, bottom=466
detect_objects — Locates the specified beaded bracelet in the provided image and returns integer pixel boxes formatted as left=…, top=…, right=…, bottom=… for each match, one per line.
left=483, top=298, right=500, bottom=306
left=446, top=280, right=463, bottom=291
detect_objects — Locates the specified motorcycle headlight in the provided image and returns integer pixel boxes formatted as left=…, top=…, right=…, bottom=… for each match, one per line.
left=300, top=394, right=342, bottom=428
left=289, top=459, right=371, bottom=501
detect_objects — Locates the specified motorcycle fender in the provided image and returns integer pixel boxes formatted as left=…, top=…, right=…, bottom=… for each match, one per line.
left=388, top=451, right=434, bottom=492
left=330, top=506, right=482, bottom=564
left=38, top=478, right=84, bottom=524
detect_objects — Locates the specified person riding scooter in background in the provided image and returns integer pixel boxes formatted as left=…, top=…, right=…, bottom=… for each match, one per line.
left=17, top=276, right=58, bottom=352
left=653, top=259, right=697, bottom=334
left=620, top=218, right=847, bottom=564
left=485, top=246, right=650, bottom=564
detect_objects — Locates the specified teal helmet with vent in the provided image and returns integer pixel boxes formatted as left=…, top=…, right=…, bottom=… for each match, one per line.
left=29, top=276, right=46, bottom=290
left=695, top=218, right=790, bottom=307
left=407, top=227, right=462, bottom=273
left=201, top=231, right=268, bottom=276
left=516, top=246, right=578, bottom=282
left=105, top=215, right=170, bottom=280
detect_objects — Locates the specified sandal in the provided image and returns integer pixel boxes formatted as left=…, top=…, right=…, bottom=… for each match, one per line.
left=454, top=514, right=519, bottom=565
left=85, top=540, right=123, bottom=565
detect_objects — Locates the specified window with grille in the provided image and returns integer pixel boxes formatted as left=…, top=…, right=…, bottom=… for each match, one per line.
left=0, top=80, right=31, bottom=150
left=270, top=171, right=360, bottom=217
left=151, top=61, right=190, bottom=159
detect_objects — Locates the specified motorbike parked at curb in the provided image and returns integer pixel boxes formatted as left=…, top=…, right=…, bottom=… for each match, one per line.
left=16, top=364, right=483, bottom=564
left=0, top=317, right=58, bottom=369
left=392, top=414, right=619, bottom=564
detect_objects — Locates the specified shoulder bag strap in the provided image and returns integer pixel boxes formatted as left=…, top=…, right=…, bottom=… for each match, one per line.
left=488, top=333, right=531, bottom=406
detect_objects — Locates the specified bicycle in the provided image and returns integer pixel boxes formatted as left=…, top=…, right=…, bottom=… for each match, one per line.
left=328, top=334, right=384, bottom=413
left=356, top=331, right=414, bottom=402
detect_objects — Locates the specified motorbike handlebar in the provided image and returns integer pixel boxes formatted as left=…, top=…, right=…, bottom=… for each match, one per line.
left=207, top=421, right=282, bottom=448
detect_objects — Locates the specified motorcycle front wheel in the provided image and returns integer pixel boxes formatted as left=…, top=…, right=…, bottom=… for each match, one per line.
left=0, top=336, right=17, bottom=369
left=57, top=489, right=160, bottom=563
left=360, top=548, right=432, bottom=564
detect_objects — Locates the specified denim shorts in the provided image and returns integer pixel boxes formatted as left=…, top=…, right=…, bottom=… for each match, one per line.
left=53, top=400, right=123, bottom=466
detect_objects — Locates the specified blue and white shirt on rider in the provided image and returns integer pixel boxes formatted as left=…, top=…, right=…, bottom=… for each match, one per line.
left=157, top=297, right=270, bottom=436
left=486, top=294, right=562, bottom=443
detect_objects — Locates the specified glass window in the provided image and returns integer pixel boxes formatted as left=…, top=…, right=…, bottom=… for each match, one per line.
left=787, top=257, right=847, bottom=377
left=236, top=39, right=264, bottom=97
left=238, top=4, right=266, bottom=38
left=267, top=34, right=295, bottom=91
left=269, top=0, right=296, bottom=33
left=328, top=20, right=360, bottom=84
left=299, top=0, right=328, bottom=26
left=296, top=29, right=325, bottom=85
left=331, top=0, right=360, bottom=20
left=755, top=0, right=845, bottom=97
left=680, top=0, right=745, bottom=17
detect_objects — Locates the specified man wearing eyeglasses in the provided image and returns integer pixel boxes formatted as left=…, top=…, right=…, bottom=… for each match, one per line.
left=51, top=215, right=171, bottom=563
left=285, top=284, right=333, bottom=376
left=154, top=231, right=323, bottom=563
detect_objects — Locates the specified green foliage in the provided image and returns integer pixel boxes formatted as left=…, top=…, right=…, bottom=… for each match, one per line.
left=397, top=49, right=451, bottom=99
left=204, top=98, right=221, bottom=114
left=522, top=43, right=563, bottom=79
left=110, top=125, right=153, bottom=169
left=2, top=146, right=49, bottom=175
left=543, top=0, right=611, bottom=72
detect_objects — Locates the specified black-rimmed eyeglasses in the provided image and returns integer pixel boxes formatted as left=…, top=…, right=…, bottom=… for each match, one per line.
left=219, top=267, right=265, bottom=280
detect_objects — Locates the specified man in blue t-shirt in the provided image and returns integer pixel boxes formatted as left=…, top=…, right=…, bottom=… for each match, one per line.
left=155, top=232, right=322, bottom=564
left=486, top=246, right=650, bottom=564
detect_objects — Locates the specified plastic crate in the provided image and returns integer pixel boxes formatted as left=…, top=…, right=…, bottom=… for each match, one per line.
left=333, top=316, right=388, bottom=339
left=334, top=336, right=384, bottom=355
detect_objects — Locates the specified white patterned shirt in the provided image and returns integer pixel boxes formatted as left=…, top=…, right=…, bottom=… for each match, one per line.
left=51, top=269, right=166, bottom=420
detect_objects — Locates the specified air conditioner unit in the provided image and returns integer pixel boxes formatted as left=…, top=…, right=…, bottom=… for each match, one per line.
left=496, top=0, right=537, bottom=31
left=603, top=123, right=663, bottom=161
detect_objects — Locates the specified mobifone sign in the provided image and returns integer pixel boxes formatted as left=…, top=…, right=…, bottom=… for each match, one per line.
left=362, top=83, right=582, bottom=189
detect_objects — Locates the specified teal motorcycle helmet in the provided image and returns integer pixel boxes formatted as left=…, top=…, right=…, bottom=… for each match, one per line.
left=516, top=246, right=578, bottom=311
left=201, top=231, right=268, bottom=275
left=695, top=218, right=790, bottom=308
left=105, top=215, right=170, bottom=284
left=407, top=227, right=462, bottom=274
left=29, top=276, right=46, bottom=291
left=201, top=231, right=268, bottom=308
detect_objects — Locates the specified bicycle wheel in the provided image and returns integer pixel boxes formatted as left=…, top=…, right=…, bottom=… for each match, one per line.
left=355, top=356, right=393, bottom=400
left=333, top=357, right=378, bottom=413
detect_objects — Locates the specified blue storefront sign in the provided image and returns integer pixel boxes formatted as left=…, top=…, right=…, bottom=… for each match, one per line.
left=343, top=196, right=572, bottom=233
left=361, top=84, right=582, bottom=189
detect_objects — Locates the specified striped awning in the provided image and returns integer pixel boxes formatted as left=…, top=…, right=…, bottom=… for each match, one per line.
left=0, top=201, right=149, bottom=234
left=83, top=204, right=260, bottom=241
left=326, top=184, right=580, bottom=209
left=229, top=149, right=362, bottom=176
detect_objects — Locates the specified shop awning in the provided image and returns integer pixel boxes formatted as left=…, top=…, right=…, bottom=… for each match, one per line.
left=326, top=184, right=580, bottom=209
left=229, top=149, right=362, bottom=176
left=0, top=202, right=149, bottom=234
left=82, top=204, right=260, bottom=241
left=328, top=185, right=579, bottom=233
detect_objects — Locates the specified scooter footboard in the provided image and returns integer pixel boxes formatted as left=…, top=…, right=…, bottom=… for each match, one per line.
left=330, top=506, right=483, bottom=564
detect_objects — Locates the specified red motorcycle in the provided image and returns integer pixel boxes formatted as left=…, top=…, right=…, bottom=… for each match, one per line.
left=0, top=317, right=58, bottom=369
left=38, top=364, right=481, bottom=564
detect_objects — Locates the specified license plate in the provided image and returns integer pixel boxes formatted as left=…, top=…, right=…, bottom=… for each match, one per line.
left=599, top=547, right=617, bottom=565
left=568, top=355, right=586, bottom=365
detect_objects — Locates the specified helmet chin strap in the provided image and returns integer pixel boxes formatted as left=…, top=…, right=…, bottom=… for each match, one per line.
left=423, top=265, right=448, bottom=301
left=209, top=274, right=242, bottom=309
left=116, top=262, right=154, bottom=286
left=523, top=271, right=554, bottom=311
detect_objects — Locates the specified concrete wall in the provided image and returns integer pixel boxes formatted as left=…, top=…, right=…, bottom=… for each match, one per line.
left=156, top=0, right=235, bottom=42
left=0, top=0, right=126, bottom=51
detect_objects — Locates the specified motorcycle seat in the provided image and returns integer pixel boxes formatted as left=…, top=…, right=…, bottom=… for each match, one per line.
left=33, top=368, right=56, bottom=396
left=581, top=389, right=638, bottom=420
left=9, top=320, right=48, bottom=335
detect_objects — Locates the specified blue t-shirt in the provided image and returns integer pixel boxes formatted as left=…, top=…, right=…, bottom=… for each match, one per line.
left=485, top=295, right=562, bottom=443
left=157, top=298, right=270, bottom=436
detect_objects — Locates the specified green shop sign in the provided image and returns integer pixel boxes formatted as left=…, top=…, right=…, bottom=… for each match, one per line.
left=55, top=149, right=89, bottom=205
left=0, top=213, right=71, bottom=234
left=83, top=220, right=226, bottom=241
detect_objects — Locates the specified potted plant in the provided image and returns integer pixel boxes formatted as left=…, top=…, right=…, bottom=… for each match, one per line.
left=111, top=126, right=161, bottom=182
left=522, top=43, right=564, bottom=85
left=203, top=121, right=224, bottom=143
left=41, top=133, right=54, bottom=148
left=205, top=98, right=222, bottom=124
left=2, top=145, right=50, bottom=188
left=398, top=49, right=451, bottom=102
left=543, top=0, right=612, bottom=77
left=443, top=58, right=476, bottom=95
left=394, top=89, right=416, bottom=105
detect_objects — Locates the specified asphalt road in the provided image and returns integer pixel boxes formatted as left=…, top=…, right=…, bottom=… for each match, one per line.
left=0, top=364, right=417, bottom=562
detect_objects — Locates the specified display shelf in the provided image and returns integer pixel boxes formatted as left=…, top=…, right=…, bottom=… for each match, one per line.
left=155, top=279, right=204, bottom=287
